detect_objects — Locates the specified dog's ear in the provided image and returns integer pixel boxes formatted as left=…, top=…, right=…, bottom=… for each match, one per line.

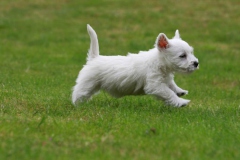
left=173, top=30, right=181, bottom=39
left=156, top=33, right=170, bottom=50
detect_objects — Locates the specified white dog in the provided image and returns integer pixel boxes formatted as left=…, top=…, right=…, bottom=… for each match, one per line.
left=72, top=25, right=199, bottom=107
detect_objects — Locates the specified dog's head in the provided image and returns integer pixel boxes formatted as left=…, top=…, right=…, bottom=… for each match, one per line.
left=155, top=30, right=199, bottom=73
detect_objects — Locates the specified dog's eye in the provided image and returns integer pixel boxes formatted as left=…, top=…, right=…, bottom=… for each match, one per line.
left=179, top=53, right=187, bottom=58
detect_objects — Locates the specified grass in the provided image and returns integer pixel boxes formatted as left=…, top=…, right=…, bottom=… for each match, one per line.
left=0, top=0, right=240, bottom=159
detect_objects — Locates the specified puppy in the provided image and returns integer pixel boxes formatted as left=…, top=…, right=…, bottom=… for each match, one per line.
left=72, top=25, right=199, bottom=107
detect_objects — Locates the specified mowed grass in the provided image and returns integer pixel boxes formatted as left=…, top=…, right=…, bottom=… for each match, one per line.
left=0, top=0, right=240, bottom=159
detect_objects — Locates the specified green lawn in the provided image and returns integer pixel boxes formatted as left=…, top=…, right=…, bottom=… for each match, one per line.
left=0, top=0, right=239, bottom=159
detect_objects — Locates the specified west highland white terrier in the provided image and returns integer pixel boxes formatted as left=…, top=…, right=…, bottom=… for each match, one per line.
left=72, top=24, right=199, bottom=107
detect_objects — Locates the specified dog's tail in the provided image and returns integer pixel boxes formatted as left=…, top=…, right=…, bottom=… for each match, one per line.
left=87, top=24, right=99, bottom=61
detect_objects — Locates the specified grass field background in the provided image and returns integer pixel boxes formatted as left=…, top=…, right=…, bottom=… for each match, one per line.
left=0, top=0, right=240, bottom=159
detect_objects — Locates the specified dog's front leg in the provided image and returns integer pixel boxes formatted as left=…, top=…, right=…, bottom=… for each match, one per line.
left=144, top=83, right=190, bottom=107
left=167, top=74, right=188, bottom=97
left=169, top=79, right=188, bottom=97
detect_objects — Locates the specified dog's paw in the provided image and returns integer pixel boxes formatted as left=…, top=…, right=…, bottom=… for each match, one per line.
left=176, top=90, right=188, bottom=97
left=177, top=98, right=190, bottom=107
left=166, top=98, right=190, bottom=107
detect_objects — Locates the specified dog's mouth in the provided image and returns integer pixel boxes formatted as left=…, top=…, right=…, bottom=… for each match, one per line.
left=178, top=65, right=199, bottom=73
left=172, top=61, right=199, bottom=74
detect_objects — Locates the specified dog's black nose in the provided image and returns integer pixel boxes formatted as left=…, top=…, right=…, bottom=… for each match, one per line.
left=193, top=61, right=199, bottom=67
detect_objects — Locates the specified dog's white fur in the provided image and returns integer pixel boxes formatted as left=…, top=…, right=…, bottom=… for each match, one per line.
left=72, top=25, right=199, bottom=107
